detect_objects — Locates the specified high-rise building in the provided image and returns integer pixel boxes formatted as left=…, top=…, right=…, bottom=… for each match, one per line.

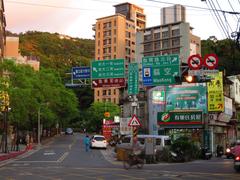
left=136, top=22, right=201, bottom=64
left=93, top=2, right=146, bottom=104
left=161, top=4, right=186, bottom=25
left=0, top=0, right=6, bottom=60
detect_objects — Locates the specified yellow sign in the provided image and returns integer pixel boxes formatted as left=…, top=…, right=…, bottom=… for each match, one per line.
left=207, top=72, right=224, bottom=112
left=104, top=112, right=110, bottom=118
left=0, top=91, right=9, bottom=111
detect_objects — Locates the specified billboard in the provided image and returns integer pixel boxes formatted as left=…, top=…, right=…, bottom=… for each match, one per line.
left=165, top=84, right=207, bottom=113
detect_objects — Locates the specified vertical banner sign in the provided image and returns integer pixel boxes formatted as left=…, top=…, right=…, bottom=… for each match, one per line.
left=207, top=72, right=224, bottom=112
left=128, top=63, right=139, bottom=95
left=142, top=55, right=180, bottom=86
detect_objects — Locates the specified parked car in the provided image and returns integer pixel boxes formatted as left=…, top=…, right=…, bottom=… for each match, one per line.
left=117, top=134, right=171, bottom=152
left=65, top=128, right=73, bottom=135
left=90, top=135, right=107, bottom=149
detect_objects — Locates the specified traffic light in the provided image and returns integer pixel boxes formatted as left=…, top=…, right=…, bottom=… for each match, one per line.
left=175, top=75, right=212, bottom=84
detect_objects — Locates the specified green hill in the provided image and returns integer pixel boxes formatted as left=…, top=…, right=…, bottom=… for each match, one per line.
left=18, top=31, right=95, bottom=76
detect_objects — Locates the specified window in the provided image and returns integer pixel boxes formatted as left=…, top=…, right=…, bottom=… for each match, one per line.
left=144, top=43, right=152, bottom=51
left=122, top=137, right=131, bottom=143
left=98, top=40, right=100, bottom=46
left=114, top=46, right=116, bottom=52
left=172, top=29, right=180, bottom=36
left=108, top=89, right=111, bottom=95
left=103, top=90, right=107, bottom=95
left=97, top=90, right=100, bottom=96
left=154, top=42, right=161, bottom=49
left=98, top=32, right=100, bottom=38
left=114, top=38, right=116, bottom=43
left=156, top=138, right=161, bottom=145
left=172, top=48, right=180, bottom=54
left=154, top=33, right=160, bottom=39
left=144, top=35, right=151, bottom=41
left=138, top=138, right=145, bottom=145
left=114, top=29, right=116, bottom=35
left=98, top=23, right=100, bottom=29
left=162, top=40, right=169, bottom=49
left=114, top=89, right=116, bottom=95
left=162, top=31, right=169, bottom=38
left=114, top=20, right=116, bottom=26
left=172, top=38, right=180, bottom=47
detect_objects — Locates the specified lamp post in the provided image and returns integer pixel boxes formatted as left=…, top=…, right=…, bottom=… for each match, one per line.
left=37, top=102, right=49, bottom=149
left=37, top=106, right=41, bottom=148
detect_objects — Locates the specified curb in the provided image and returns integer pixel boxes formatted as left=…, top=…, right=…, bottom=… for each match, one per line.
left=0, top=150, right=27, bottom=162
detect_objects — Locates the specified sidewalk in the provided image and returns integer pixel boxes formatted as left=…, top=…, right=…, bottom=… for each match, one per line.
left=0, top=144, right=28, bottom=162
left=0, top=135, right=57, bottom=163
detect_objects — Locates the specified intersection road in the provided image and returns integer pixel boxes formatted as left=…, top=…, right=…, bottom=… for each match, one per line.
left=0, top=133, right=239, bottom=180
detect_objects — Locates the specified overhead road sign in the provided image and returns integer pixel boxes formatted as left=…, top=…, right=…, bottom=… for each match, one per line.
left=203, top=54, right=218, bottom=70
left=128, top=114, right=141, bottom=127
left=188, top=54, right=203, bottom=70
left=128, top=63, right=139, bottom=95
left=142, top=54, right=180, bottom=86
left=91, top=59, right=125, bottom=79
left=72, top=67, right=91, bottom=79
left=92, top=78, right=125, bottom=88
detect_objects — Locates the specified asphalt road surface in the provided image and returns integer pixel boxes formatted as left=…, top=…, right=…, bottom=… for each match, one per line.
left=0, top=133, right=239, bottom=180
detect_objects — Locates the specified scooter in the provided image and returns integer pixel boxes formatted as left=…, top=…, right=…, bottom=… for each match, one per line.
left=234, top=155, right=240, bottom=172
left=123, top=152, right=144, bottom=170
left=201, top=146, right=212, bottom=160
left=216, top=145, right=224, bottom=157
left=170, top=148, right=185, bottom=162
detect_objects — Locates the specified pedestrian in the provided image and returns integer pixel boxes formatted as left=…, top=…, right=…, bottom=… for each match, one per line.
left=83, top=135, right=90, bottom=152
left=10, top=132, right=16, bottom=151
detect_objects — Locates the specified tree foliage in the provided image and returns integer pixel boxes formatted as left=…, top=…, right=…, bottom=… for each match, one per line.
left=84, top=102, right=120, bottom=132
left=201, top=38, right=240, bottom=75
left=0, top=60, right=79, bottom=130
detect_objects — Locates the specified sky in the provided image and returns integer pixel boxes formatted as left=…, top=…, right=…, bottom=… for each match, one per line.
left=4, top=0, right=240, bottom=40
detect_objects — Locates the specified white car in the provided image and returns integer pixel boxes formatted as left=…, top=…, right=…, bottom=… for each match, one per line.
left=90, top=135, right=107, bottom=149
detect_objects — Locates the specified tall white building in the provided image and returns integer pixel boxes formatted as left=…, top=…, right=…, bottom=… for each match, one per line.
left=161, top=4, right=186, bottom=25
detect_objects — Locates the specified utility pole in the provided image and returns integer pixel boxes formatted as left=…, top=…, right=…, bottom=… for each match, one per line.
left=38, top=106, right=41, bottom=149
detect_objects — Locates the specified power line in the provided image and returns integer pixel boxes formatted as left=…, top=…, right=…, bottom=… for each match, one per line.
left=5, top=0, right=102, bottom=11
left=146, top=0, right=240, bottom=14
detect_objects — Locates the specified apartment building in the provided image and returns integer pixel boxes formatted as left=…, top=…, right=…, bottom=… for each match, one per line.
left=93, top=2, right=146, bottom=104
left=136, top=4, right=200, bottom=64
left=4, top=36, right=40, bottom=71
left=136, top=22, right=201, bottom=64
left=0, top=0, right=6, bottom=59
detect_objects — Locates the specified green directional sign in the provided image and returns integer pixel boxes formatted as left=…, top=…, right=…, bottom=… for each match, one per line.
left=142, top=55, right=180, bottom=86
left=91, top=59, right=125, bottom=79
left=128, top=63, right=139, bottom=95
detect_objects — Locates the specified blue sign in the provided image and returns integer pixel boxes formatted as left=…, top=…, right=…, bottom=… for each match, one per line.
left=72, top=67, right=91, bottom=79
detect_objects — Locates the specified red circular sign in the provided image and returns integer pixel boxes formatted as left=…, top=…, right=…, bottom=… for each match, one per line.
left=203, top=54, right=218, bottom=70
left=188, top=54, right=203, bottom=70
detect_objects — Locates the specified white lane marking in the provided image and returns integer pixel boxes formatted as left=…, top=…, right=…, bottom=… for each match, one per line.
left=57, top=152, right=69, bottom=163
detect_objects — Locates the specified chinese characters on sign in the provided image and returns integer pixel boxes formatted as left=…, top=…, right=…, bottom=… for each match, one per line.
left=157, top=111, right=202, bottom=125
left=91, top=59, right=125, bottom=79
left=72, top=67, right=91, bottom=79
left=128, top=63, right=139, bottom=95
left=142, top=55, right=180, bottom=86
left=207, top=72, right=224, bottom=112
left=92, top=78, right=125, bottom=88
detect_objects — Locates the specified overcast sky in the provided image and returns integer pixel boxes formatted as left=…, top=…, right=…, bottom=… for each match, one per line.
left=4, top=0, right=240, bottom=40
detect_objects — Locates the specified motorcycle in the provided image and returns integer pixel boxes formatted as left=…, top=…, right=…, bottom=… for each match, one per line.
left=201, top=146, right=212, bottom=160
left=216, top=145, right=224, bottom=157
left=170, top=148, right=185, bottom=162
left=226, top=146, right=234, bottom=159
left=234, top=155, right=240, bottom=172
left=123, top=151, right=144, bottom=170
